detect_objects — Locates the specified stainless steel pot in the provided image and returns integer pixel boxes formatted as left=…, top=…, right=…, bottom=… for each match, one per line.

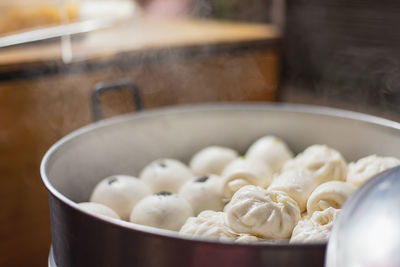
left=41, top=102, right=400, bottom=267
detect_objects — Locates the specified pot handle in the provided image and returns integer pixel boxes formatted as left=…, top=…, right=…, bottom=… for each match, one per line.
left=91, top=80, right=143, bottom=122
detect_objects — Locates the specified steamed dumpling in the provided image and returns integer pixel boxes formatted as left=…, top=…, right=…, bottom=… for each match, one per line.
left=268, top=168, right=319, bottom=212
left=179, top=174, right=224, bottom=215
left=77, top=202, right=120, bottom=219
left=224, top=185, right=300, bottom=239
left=347, top=155, right=400, bottom=187
left=282, top=145, right=348, bottom=184
left=220, top=158, right=273, bottom=199
left=130, top=192, right=193, bottom=231
left=179, top=210, right=259, bottom=242
left=179, top=210, right=237, bottom=241
left=290, top=207, right=340, bottom=243
left=139, top=159, right=194, bottom=193
left=246, top=135, right=293, bottom=172
left=307, top=181, right=356, bottom=215
left=235, top=234, right=260, bottom=243
left=189, top=146, right=238, bottom=175
left=90, top=175, right=151, bottom=220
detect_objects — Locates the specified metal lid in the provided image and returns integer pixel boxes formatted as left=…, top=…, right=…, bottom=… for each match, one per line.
left=326, top=166, right=400, bottom=267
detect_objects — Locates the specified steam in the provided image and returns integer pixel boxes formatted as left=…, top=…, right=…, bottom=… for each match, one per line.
left=28, top=0, right=282, bottom=139
left=282, top=1, right=400, bottom=117
left=314, top=48, right=400, bottom=116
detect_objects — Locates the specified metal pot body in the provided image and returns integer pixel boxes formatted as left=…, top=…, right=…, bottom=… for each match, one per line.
left=41, top=103, right=400, bottom=267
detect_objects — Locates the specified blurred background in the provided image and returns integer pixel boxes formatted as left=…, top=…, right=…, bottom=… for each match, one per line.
left=1, top=0, right=400, bottom=266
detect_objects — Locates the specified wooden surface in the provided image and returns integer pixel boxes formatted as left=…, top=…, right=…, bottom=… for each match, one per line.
left=0, top=17, right=279, bottom=71
left=0, top=18, right=280, bottom=267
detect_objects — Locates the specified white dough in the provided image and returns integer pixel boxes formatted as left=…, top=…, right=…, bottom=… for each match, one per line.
left=178, top=174, right=224, bottom=215
left=224, top=185, right=301, bottom=239
left=77, top=202, right=120, bottom=219
left=179, top=210, right=259, bottom=242
left=139, top=159, right=194, bottom=193
left=235, top=234, right=260, bottom=243
left=179, top=210, right=237, bottom=241
left=290, top=207, right=340, bottom=243
left=307, top=181, right=356, bottom=215
left=90, top=175, right=151, bottom=220
left=282, top=144, right=348, bottom=184
left=221, top=158, right=273, bottom=199
left=268, top=168, right=319, bottom=212
left=189, top=146, right=238, bottom=175
left=246, top=135, right=293, bottom=172
left=130, top=192, right=194, bottom=231
left=347, top=155, right=400, bottom=187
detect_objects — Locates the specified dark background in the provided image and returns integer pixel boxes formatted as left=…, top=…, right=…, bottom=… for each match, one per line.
left=283, top=0, right=400, bottom=114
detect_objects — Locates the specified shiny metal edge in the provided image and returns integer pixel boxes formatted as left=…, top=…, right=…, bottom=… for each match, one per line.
left=0, top=18, right=116, bottom=48
left=48, top=246, right=57, bottom=267
left=40, top=102, right=400, bottom=245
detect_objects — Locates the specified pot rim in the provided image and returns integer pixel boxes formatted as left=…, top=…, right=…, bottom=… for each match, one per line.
left=40, top=101, right=400, bottom=247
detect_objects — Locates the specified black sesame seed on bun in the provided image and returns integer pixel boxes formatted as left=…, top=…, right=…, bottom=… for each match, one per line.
left=195, top=175, right=210, bottom=183
left=155, top=191, right=172, bottom=196
left=158, top=161, right=167, bottom=168
left=107, top=177, right=118, bottom=185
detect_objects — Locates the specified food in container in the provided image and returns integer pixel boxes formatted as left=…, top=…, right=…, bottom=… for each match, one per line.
left=189, top=146, right=238, bottom=176
left=220, top=157, right=273, bottom=199
left=224, top=185, right=301, bottom=239
left=84, top=136, right=399, bottom=244
left=245, top=135, right=293, bottom=173
left=282, top=144, right=348, bottom=184
left=40, top=104, right=400, bottom=267
left=268, top=168, right=318, bottom=212
left=85, top=138, right=396, bottom=242
left=290, top=207, right=340, bottom=244
left=347, top=155, right=400, bottom=187
left=130, top=192, right=193, bottom=231
left=306, top=181, right=356, bottom=215
left=180, top=210, right=259, bottom=242
left=179, top=210, right=237, bottom=241
left=77, top=202, right=120, bottom=219
left=139, top=158, right=194, bottom=194
left=90, top=175, right=151, bottom=220
left=178, top=174, right=224, bottom=215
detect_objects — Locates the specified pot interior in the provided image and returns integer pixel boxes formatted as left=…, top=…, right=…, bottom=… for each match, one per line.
left=42, top=104, right=400, bottom=203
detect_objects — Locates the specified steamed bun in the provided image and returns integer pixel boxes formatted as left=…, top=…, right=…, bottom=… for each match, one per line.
left=130, top=192, right=193, bottom=231
left=179, top=174, right=224, bottom=215
left=179, top=210, right=236, bottom=241
left=347, top=155, right=400, bottom=187
left=246, top=135, right=293, bottom=172
left=307, top=181, right=356, bottom=215
left=189, top=146, right=238, bottom=175
left=179, top=210, right=259, bottom=242
left=90, top=175, right=151, bottom=220
left=224, top=185, right=300, bottom=239
left=139, top=159, right=194, bottom=193
left=290, top=207, right=340, bottom=243
left=221, top=158, right=273, bottom=199
left=268, top=168, right=319, bottom=212
left=282, top=145, right=347, bottom=184
left=77, top=202, right=120, bottom=219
